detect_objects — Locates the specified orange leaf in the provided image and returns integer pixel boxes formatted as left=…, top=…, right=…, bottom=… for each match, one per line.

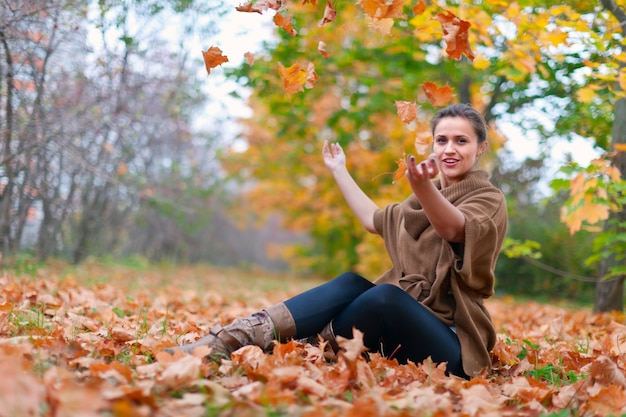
left=202, top=46, right=229, bottom=75
left=394, top=154, right=407, bottom=183
left=274, top=13, right=298, bottom=36
left=357, top=0, right=405, bottom=19
left=413, top=0, right=426, bottom=15
left=434, top=10, right=474, bottom=61
left=278, top=62, right=317, bottom=95
left=394, top=100, right=418, bottom=123
left=319, top=0, right=336, bottom=27
left=318, top=41, right=331, bottom=59
left=367, top=16, right=394, bottom=35
left=422, top=81, right=454, bottom=107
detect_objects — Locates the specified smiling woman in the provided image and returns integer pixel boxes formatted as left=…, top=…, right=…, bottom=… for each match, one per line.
left=169, top=103, right=509, bottom=379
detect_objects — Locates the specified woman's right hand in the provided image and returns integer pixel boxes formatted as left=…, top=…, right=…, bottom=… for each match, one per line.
left=322, top=140, right=346, bottom=173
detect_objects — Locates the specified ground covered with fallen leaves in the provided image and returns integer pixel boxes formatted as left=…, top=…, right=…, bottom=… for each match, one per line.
left=1, top=260, right=626, bottom=417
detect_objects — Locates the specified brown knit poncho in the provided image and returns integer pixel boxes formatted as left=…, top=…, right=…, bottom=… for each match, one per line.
left=373, top=170, right=508, bottom=377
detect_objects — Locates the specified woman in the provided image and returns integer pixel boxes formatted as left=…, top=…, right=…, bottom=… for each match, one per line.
left=170, top=103, right=508, bottom=378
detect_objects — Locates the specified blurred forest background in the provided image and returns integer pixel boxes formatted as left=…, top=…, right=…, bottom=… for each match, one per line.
left=1, top=0, right=624, bottom=309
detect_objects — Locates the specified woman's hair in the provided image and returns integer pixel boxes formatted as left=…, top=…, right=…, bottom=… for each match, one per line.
left=430, top=104, right=488, bottom=143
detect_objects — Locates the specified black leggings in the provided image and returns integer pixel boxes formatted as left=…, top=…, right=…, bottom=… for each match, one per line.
left=283, top=272, right=466, bottom=377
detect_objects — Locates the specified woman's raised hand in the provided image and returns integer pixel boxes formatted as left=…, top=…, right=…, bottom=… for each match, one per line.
left=322, top=140, right=347, bottom=173
left=406, top=154, right=439, bottom=185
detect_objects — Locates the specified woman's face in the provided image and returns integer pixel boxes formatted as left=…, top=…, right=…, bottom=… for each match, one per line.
left=432, top=116, right=487, bottom=187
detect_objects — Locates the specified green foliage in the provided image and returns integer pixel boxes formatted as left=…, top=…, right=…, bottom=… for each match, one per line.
left=493, top=156, right=596, bottom=302
left=221, top=1, right=622, bottom=279
left=502, top=238, right=542, bottom=259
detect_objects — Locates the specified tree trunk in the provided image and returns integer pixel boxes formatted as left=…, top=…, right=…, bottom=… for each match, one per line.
left=594, top=0, right=626, bottom=312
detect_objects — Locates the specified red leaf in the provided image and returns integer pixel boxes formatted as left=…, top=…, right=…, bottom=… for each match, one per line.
left=421, top=82, right=454, bottom=107
left=434, top=10, right=474, bottom=61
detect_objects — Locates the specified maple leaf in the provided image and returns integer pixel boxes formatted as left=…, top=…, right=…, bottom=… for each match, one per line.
left=318, top=41, right=331, bottom=59
left=319, top=0, right=336, bottom=27
left=235, top=2, right=263, bottom=13
left=422, top=81, right=454, bottom=107
left=413, top=0, right=426, bottom=15
left=393, top=154, right=407, bottom=183
left=357, top=0, right=405, bottom=20
left=278, top=62, right=318, bottom=95
left=278, top=62, right=307, bottom=94
left=202, top=46, right=229, bottom=75
left=434, top=10, right=475, bottom=61
left=414, top=130, right=433, bottom=155
left=236, top=0, right=282, bottom=13
left=274, top=13, right=298, bottom=36
left=244, top=52, right=255, bottom=65
left=367, top=16, right=394, bottom=35
left=305, top=62, right=318, bottom=88
left=394, top=100, right=418, bottom=123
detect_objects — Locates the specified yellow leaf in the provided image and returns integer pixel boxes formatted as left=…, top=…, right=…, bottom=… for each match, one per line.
left=614, top=143, right=626, bottom=152
left=576, top=86, right=598, bottom=103
left=473, top=55, right=490, bottom=70
left=547, top=28, right=568, bottom=47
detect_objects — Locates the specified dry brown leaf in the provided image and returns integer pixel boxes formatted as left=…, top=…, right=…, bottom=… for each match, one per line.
left=394, top=100, right=418, bottom=123
left=202, top=46, right=229, bottom=75
left=319, top=0, right=336, bottom=27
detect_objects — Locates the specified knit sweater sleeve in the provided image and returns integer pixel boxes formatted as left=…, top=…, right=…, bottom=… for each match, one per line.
left=452, top=187, right=508, bottom=295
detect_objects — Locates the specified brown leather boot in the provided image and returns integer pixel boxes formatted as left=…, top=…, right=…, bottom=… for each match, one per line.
left=168, top=303, right=296, bottom=360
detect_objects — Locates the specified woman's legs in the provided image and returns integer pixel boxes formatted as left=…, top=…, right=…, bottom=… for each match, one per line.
left=283, top=272, right=375, bottom=339
left=332, top=284, right=466, bottom=377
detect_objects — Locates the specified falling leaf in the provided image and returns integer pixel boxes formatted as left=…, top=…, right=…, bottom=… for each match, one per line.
left=236, top=0, right=282, bottom=13
left=357, top=0, right=405, bottom=19
left=318, top=41, right=331, bottom=59
left=367, top=16, right=394, bottom=35
left=422, top=81, right=454, bottom=107
left=202, top=46, right=229, bottom=75
left=434, top=10, right=474, bottom=61
left=319, top=0, right=336, bottom=27
left=274, top=13, right=298, bottom=36
left=394, top=100, right=418, bottom=123
left=235, top=2, right=263, bottom=13
left=413, top=0, right=426, bottom=15
left=393, top=154, right=407, bottom=183
left=415, top=130, right=433, bottom=155
left=305, top=62, right=318, bottom=88
left=244, top=52, right=255, bottom=65
left=278, top=62, right=317, bottom=95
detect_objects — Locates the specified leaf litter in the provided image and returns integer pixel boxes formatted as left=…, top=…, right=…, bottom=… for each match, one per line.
left=1, top=262, right=626, bottom=416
